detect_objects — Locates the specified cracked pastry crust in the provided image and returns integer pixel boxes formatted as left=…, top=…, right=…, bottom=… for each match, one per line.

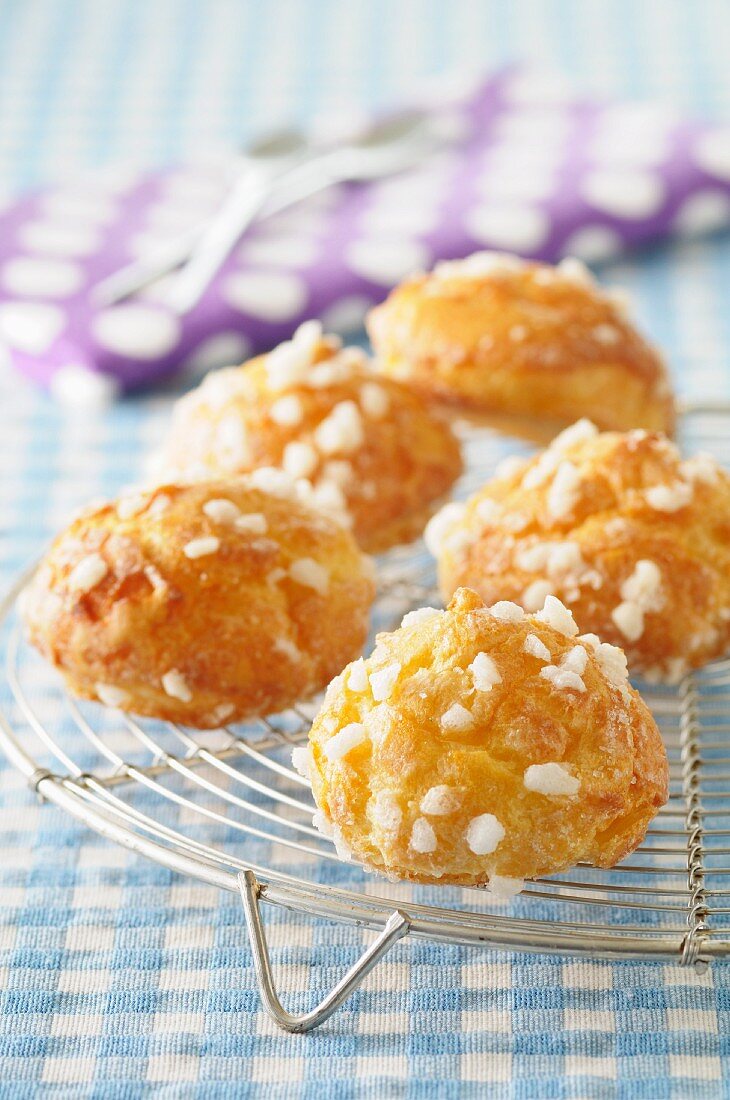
left=366, top=251, right=675, bottom=434
left=302, top=588, right=668, bottom=889
left=22, top=479, right=375, bottom=728
left=155, top=322, right=463, bottom=553
left=428, top=419, right=730, bottom=682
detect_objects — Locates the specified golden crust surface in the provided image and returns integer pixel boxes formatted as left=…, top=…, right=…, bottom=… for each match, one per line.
left=307, top=588, right=668, bottom=887
left=157, top=329, right=462, bottom=553
left=366, top=253, right=676, bottom=434
left=23, top=480, right=375, bottom=728
left=432, top=422, right=730, bottom=681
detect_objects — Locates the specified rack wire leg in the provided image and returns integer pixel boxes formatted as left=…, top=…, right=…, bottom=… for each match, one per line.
left=238, top=870, right=411, bottom=1032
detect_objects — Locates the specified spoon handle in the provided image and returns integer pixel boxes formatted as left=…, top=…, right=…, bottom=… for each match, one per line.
left=90, top=151, right=338, bottom=309
left=167, top=120, right=442, bottom=314
left=93, top=130, right=433, bottom=312
left=165, top=140, right=435, bottom=315
left=91, top=227, right=201, bottom=307
left=164, top=165, right=276, bottom=315
left=164, top=151, right=344, bottom=316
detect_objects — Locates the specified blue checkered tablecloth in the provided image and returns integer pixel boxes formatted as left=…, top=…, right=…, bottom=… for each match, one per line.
left=2, top=1, right=730, bottom=1096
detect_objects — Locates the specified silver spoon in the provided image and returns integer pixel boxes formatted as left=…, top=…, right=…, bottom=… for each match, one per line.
left=165, top=108, right=443, bottom=315
left=92, top=127, right=308, bottom=307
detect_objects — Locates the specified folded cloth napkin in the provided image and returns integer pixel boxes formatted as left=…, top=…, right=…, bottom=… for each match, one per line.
left=1, top=64, right=730, bottom=397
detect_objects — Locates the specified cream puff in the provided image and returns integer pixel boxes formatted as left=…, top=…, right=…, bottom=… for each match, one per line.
left=428, top=419, right=730, bottom=682
left=367, top=251, right=675, bottom=434
left=23, top=477, right=376, bottom=727
left=302, top=588, right=668, bottom=889
left=155, top=321, right=463, bottom=552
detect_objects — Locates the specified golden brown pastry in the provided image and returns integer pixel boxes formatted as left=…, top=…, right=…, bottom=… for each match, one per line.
left=367, top=251, right=675, bottom=434
left=300, top=588, right=667, bottom=890
left=428, top=419, right=730, bottom=682
left=22, top=478, right=375, bottom=728
left=155, top=321, right=463, bottom=552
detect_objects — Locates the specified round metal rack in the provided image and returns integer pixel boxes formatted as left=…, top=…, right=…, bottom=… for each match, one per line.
left=2, top=405, right=730, bottom=1031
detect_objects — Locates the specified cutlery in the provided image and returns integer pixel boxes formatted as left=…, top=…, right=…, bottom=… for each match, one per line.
left=92, top=127, right=308, bottom=307
left=93, top=110, right=444, bottom=312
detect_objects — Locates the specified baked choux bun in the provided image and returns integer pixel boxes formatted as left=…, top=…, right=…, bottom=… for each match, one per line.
left=300, top=588, right=667, bottom=890
left=155, top=321, right=463, bottom=552
left=22, top=478, right=375, bottom=728
left=428, top=419, right=730, bottom=682
left=366, top=251, right=675, bottom=435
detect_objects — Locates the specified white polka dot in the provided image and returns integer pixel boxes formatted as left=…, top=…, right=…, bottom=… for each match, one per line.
left=466, top=203, right=550, bottom=251
left=493, top=110, right=573, bottom=149
left=591, top=106, right=676, bottom=168
left=0, top=301, right=65, bottom=354
left=694, top=129, right=730, bottom=181
left=41, top=191, right=119, bottom=225
left=295, top=186, right=344, bottom=212
left=582, top=170, right=665, bottom=219
left=505, top=70, right=574, bottom=105
left=485, top=140, right=563, bottom=171
left=345, top=239, right=429, bottom=286
left=431, top=110, right=473, bottom=143
left=137, top=272, right=183, bottom=305
left=561, top=226, right=623, bottom=263
left=365, top=194, right=444, bottom=229
left=252, top=209, right=328, bottom=239
left=674, top=190, right=730, bottom=235
left=81, top=162, right=143, bottom=194
left=183, top=150, right=238, bottom=177
left=163, top=171, right=229, bottom=206
left=478, top=167, right=558, bottom=203
left=93, top=305, right=180, bottom=359
left=128, top=231, right=180, bottom=260
left=258, top=192, right=339, bottom=236
left=320, top=295, right=372, bottom=333
left=20, top=221, right=100, bottom=258
left=237, top=236, right=319, bottom=268
left=183, top=332, right=251, bottom=378
left=433, top=149, right=474, bottom=175
left=368, top=167, right=451, bottom=206
left=145, top=200, right=213, bottom=234
left=598, top=102, right=678, bottom=137
left=589, top=131, right=671, bottom=168
left=50, top=363, right=120, bottom=409
left=2, top=257, right=83, bottom=298
left=359, top=203, right=440, bottom=236
left=222, top=270, right=308, bottom=321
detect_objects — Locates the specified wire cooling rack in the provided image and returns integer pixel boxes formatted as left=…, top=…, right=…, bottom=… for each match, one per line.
left=1, top=404, right=729, bottom=1031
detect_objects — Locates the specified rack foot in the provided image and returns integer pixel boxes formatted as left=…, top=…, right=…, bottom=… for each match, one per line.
left=238, top=869, right=410, bottom=1032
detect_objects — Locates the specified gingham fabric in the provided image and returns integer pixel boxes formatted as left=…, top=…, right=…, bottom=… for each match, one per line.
left=1, top=1, right=730, bottom=1097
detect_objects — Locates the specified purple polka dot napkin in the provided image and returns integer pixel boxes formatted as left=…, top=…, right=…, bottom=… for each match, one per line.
left=1, top=65, right=730, bottom=396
